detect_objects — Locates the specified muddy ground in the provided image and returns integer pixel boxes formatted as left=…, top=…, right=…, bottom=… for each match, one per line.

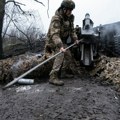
left=0, top=76, right=120, bottom=120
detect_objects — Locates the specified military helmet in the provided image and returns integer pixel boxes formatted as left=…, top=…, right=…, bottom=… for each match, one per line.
left=85, top=13, right=90, bottom=16
left=61, top=0, right=75, bottom=10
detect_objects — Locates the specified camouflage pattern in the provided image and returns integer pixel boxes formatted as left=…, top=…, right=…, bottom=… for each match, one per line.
left=46, top=8, right=77, bottom=48
left=0, top=52, right=120, bottom=88
left=61, top=0, right=75, bottom=10
left=0, top=53, right=53, bottom=83
left=89, top=55, right=120, bottom=86
left=0, top=57, right=15, bottom=83
left=45, top=8, right=78, bottom=80
left=75, top=25, right=81, bottom=39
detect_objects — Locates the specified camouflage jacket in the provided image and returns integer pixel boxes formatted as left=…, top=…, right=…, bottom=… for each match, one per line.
left=46, top=8, right=78, bottom=49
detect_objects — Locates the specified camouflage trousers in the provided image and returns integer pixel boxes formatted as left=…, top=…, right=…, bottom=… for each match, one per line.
left=49, top=44, right=76, bottom=78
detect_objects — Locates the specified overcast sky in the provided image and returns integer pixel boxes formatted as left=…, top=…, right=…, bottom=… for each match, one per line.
left=16, top=0, right=120, bottom=32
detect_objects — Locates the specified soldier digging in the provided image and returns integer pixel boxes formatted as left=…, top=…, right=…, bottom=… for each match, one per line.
left=44, top=0, right=78, bottom=86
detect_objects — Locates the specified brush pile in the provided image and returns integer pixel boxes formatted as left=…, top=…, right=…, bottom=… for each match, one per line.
left=0, top=53, right=52, bottom=83
left=90, top=55, right=120, bottom=86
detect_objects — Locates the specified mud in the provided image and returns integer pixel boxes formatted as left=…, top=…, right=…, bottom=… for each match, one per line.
left=0, top=76, right=120, bottom=120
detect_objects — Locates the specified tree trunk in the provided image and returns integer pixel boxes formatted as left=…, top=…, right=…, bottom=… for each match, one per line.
left=0, top=0, right=5, bottom=59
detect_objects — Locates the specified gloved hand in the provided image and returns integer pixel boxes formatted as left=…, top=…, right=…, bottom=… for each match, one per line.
left=60, top=47, right=66, bottom=52
left=75, top=40, right=79, bottom=45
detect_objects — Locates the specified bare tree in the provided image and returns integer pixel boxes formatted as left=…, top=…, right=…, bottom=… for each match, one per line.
left=0, top=0, right=45, bottom=59
left=0, top=0, right=5, bottom=59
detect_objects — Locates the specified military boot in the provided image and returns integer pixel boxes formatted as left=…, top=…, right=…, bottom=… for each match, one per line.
left=60, top=70, right=74, bottom=79
left=49, top=71, right=64, bottom=86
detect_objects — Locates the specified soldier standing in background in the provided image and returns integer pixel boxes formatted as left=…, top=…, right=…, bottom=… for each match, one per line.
left=75, top=25, right=81, bottom=39
left=44, top=0, right=78, bottom=86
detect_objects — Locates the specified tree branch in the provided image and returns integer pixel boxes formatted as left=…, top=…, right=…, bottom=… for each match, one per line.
left=6, top=0, right=26, bottom=6
left=5, top=0, right=26, bottom=14
left=34, top=0, right=45, bottom=6
left=5, top=13, right=33, bottom=49
left=3, top=33, right=27, bottom=44
left=47, top=0, right=49, bottom=18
